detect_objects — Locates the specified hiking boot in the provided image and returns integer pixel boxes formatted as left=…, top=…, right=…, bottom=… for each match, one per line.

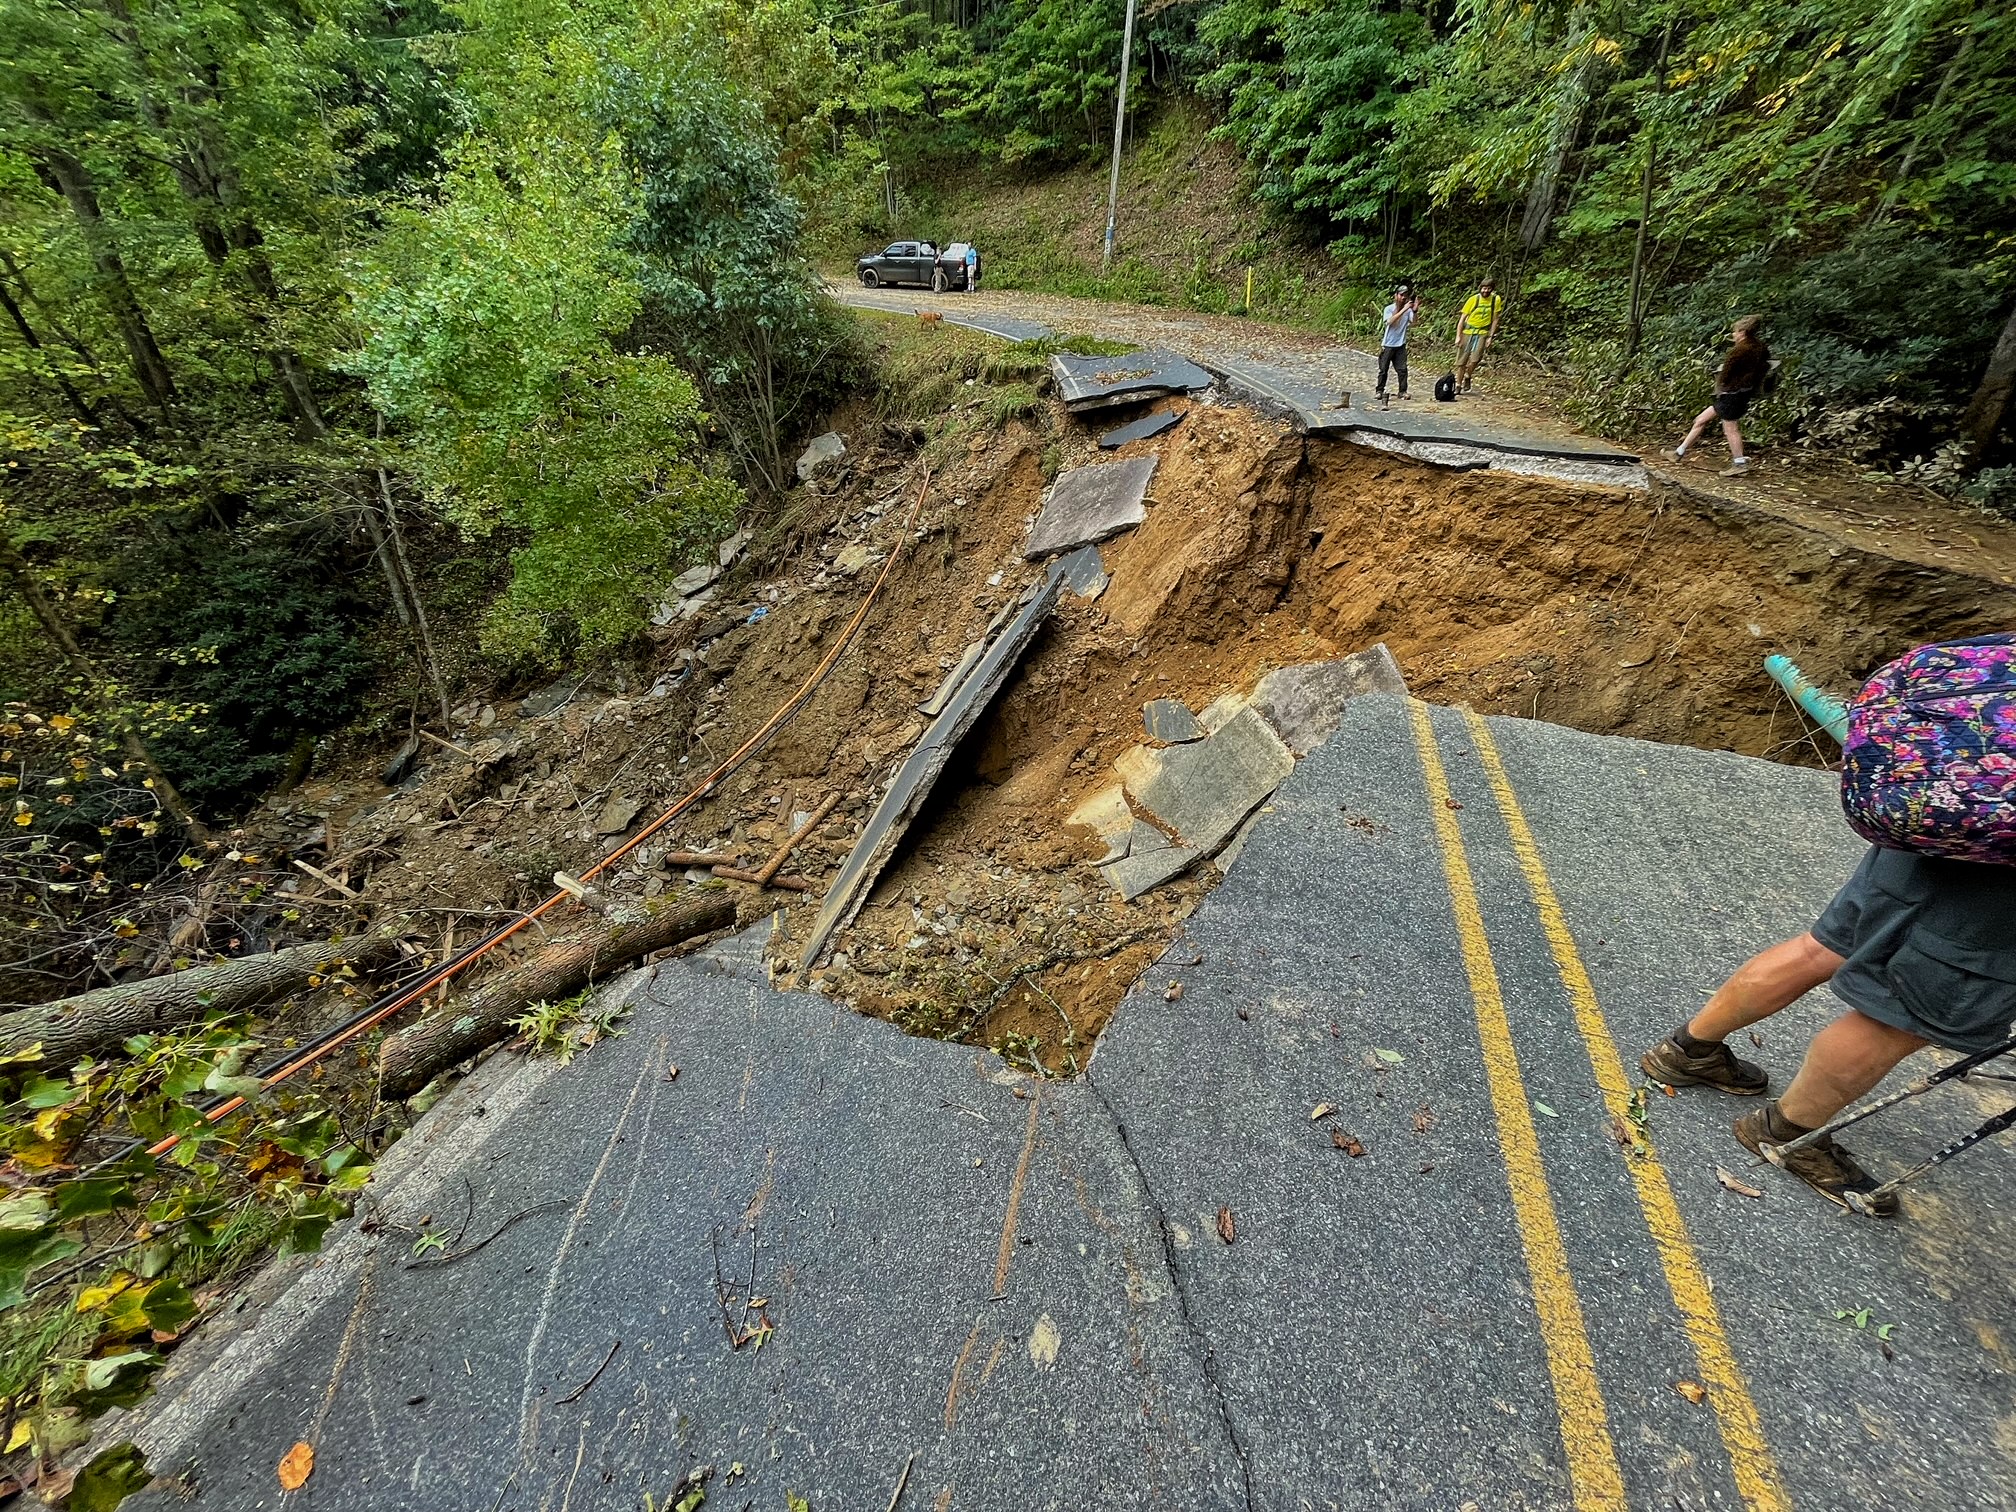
left=1734, top=1106, right=1898, bottom=1216
left=1640, top=1034, right=1768, bottom=1095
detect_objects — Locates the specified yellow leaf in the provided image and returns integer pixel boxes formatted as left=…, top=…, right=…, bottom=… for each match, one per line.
left=13, top=811, right=32, bottom=827
left=48, top=715, right=74, bottom=732
left=1310, top=1103, right=1335, bottom=1121
left=1674, top=1380, right=1707, bottom=1404
left=77, top=1274, right=138, bottom=1313
left=278, top=1441, right=314, bottom=1491
left=4, top=1420, right=31, bottom=1454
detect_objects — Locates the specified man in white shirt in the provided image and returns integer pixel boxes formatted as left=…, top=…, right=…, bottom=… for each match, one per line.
left=1376, top=283, right=1419, bottom=406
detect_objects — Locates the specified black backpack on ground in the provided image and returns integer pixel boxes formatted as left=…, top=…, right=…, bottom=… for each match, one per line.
left=1433, top=373, right=1457, bottom=403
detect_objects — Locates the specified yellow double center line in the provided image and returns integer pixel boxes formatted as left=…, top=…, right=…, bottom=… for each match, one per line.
left=1409, top=699, right=1792, bottom=1511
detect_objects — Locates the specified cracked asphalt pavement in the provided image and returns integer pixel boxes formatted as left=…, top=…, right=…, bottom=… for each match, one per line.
left=111, top=695, right=2016, bottom=1509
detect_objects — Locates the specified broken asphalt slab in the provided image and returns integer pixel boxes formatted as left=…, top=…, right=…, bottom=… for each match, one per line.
left=1250, top=643, right=1408, bottom=756
left=1143, top=697, right=1206, bottom=744
left=800, top=561, right=1065, bottom=967
left=1050, top=347, right=1213, bottom=413
left=1022, top=454, right=1158, bottom=561
left=1099, top=408, right=1184, bottom=449
left=108, top=699, right=2016, bottom=1510
left=1115, top=706, right=1294, bottom=856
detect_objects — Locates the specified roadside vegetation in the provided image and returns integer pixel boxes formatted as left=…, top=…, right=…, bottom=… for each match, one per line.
left=802, top=0, right=2016, bottom=507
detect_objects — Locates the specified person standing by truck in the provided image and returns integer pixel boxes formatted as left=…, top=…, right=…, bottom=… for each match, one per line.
left=1452, top=277, right=1505, bottom=393
left=965, top=242, right=979, bottom=293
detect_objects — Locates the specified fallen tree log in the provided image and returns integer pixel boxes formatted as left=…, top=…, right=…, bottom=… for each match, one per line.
left=377, top=892, right=735, bottom=1100
left=0, top=932, right=403, bottom=1070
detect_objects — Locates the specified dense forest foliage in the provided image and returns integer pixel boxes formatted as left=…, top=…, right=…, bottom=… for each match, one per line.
left=807, top=0, right=2014, bottom=481
left=2, top=0, right=2012, bottom=852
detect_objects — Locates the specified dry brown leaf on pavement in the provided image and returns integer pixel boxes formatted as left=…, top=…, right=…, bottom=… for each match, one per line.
left=1674, top=1380, right=1708, bottom=1404
left=1332, top=1131, right=1367, bottom=1157
left=1163, top=980, right=1184, bottom=1001
left=1716, top=1167, right=1764, bottom=1199
left=1412, top=1105, right=1436, bottom=1134
left=278, top=1441, right=315, bottom=1491
left=1216, top=1206, right=1236, bottom=1244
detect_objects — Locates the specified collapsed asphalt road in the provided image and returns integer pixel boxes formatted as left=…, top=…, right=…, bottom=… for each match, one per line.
left=110, top=695, right=2016, bottom=1510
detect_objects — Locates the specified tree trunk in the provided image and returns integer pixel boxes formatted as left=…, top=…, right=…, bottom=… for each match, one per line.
left=0, top=269, right=97, bottom=426
left=0, top=932, right=401, bottom=1070
left=1520, top=36, right=1594, bottom=253
left=375, top=418, right=453, bottom=725
left=0, top=538, right=211, bottom=844
left=1959, top=297, right=2016, bottom=462
left=29, top=144, right=177, bottom=410
left=1624, top=19, right=1676, bottom=360
left=377, top=894, right=736, bottom=1099
left=1872, top=28, right=1974, bottom=227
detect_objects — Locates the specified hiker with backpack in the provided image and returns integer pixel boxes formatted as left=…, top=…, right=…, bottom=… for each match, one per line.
left=1669, top=315, right=1771, bottom=476
left=1640, top=634, right=2016, bottom=1215
left=1451, top=276, right=1505, bottom=393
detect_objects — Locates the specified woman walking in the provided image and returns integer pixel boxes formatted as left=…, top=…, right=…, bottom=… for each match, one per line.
left=1670, top=316, right=1770, bottom=476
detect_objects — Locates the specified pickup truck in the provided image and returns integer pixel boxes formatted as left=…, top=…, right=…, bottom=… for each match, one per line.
left=855, top=241, right=977, bottom=292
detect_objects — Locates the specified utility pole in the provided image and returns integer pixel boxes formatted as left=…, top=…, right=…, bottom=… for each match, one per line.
left=1101, top=0, right=1139, bottom=271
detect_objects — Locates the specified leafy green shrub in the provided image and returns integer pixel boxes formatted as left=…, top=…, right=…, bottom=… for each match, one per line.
left=106, top=537, right=371, bottom=812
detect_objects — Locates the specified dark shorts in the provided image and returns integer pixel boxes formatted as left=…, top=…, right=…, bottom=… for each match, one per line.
left=1813, top=847, right=2016, bottom=1051
left=1713, top=389, right=1753, bottom=421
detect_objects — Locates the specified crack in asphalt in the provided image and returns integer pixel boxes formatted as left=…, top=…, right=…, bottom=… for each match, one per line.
left=1086, top=1068, right=1260, bottom=1512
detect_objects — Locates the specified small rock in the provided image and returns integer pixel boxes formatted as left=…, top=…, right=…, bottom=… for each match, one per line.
left=596, top=791, right=646, bottom=835
left=796, top=431, right=847, bottom=482
left=380, top=735, right=421, bottom=787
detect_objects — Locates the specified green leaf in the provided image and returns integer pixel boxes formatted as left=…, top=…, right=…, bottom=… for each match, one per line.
left=0, top=1189, right=52, bottom=1232
left=55, top=1178, right=134, bottom=1223
left=73, top=1351, right=161, bottom=1410
left=0, top=1230, right=83, bottom=1309
left=201, top=1072, right=266, bottom=1102
left=21, top=1073, right=77, bottom=1109
left=1534, top=1101, right=1558, bottom=1118
left=1875, top=1322, right=1896, bottom=1340
left=69, top=1441, right=152, bottom=1512
left=1373, top=1048, right=1404, bottom=1065
left=140, top=1277, right=197, bottom=1336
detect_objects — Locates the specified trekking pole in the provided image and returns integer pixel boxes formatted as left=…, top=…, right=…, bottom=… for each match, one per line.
left=1766, top=1031, right=2016, bottom=1160
left=1845, top=1103, right=2016, bottom=1215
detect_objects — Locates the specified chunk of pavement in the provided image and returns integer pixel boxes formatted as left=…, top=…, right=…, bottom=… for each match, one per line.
left=716, top=527, right=752, bottom=567
left=1099, top=408, right=1184, bottom=450
left=1022, top=455, right=1157, bottom=561
left=1065, top=784, right=1135, bottom=863
left=1143, top=698, right=1205, bottom=744
left=1198, top=691, right=1248, bottom=734
left=796, top=431, right=846, bottom=482
left=1101, top=829, right=1200, bottom=902
left=381, top=734, right=421, bottom=787
left=1114, top=707, right=1295, bottom=856
left=1054, top=544, right=1109, bottom=600
left=670, top=562, right=719, bottom=598
left=519, top=675, right=586, bottom=719
left=919, top=638, right=988, bottom=718
left=1051, top=348, right=1213, bottom=413
left=833, top=542, right=884, bottom=576
left=801, top=562, right=1066, bottom=968
left=1250, top=644, right=1410, bottom=756
left=596, top=791, right=645, bottom=835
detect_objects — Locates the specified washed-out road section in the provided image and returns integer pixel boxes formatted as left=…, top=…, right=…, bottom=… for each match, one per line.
left=116, top=695, right=2016, bottom=1510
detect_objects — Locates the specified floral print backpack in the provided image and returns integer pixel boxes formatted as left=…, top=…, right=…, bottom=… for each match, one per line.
left=1839, top=633, right=2016, bottom=866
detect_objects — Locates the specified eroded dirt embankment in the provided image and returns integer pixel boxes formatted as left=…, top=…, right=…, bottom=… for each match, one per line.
left=288, top=390, right=2015, bottom=1073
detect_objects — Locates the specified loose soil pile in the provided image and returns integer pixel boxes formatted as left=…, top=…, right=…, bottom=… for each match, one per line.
left=248, top=366, right=2016, bottom=1075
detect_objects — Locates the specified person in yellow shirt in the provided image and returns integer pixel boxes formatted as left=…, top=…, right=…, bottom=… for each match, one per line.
left=1452, top=277, right=1505, bottom=393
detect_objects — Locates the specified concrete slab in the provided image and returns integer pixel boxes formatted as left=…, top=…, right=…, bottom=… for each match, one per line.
left=795, top=431, right=846, bottom=482
left=1021, top=455, right=1157, bottom=561
left=800, top=563, right=1065, bottom=967
left=1051, top=348, right=1212, bottom=413
left=1143, top=698, right=1206, bottom=744
left=1197, top=692, right=1247, bottom=735
left=1054, top=544, right=1109, bottom=600
left=1099, top=409, right=1185, bottom=449
left=1251, top=644, right=1409, bottom=756
left=1114, top=706, right=1295, bottom=855
left=1100, top=830, right=1201, bottom=902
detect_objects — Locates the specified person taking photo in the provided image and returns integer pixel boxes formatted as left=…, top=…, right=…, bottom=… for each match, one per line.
left=1375, top=283, right=1420, bottom=406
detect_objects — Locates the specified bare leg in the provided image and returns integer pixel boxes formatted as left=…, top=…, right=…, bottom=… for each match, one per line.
left=1679, top=405, right=1718, bottom=451
left=1777, top=1011, right=1927, bottom=1127
left=1721, top=418, right=1745, bottom=460
left=1687, top=932, right=1843, bottom=1041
